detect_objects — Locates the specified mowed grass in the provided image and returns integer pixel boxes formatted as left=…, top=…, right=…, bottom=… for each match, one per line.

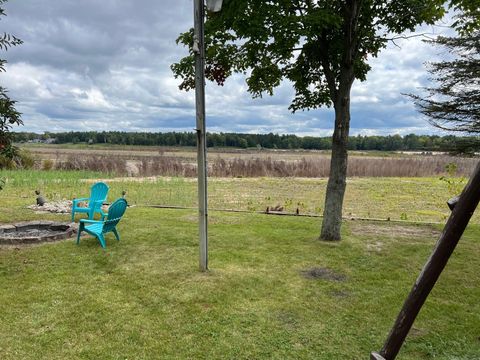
left=0, top=170, right=479, bottom=359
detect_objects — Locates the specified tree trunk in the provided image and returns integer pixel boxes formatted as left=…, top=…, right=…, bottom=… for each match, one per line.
left=320, top=91, right=351, bottom=241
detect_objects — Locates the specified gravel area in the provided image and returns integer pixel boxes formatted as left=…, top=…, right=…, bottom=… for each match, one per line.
left=27, top=200, right=72, bottom=214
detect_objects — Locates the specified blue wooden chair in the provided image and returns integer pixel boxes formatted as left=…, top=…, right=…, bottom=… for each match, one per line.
left=76, top=198, right=127, bottom=248
left=71, top=182, right=109, bottom=221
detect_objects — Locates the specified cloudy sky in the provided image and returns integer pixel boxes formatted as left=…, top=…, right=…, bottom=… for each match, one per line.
left=1, top=0, right=455, bottom=136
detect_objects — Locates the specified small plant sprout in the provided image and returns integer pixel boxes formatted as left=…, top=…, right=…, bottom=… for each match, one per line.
left=440, top=162, right=466, bottom=197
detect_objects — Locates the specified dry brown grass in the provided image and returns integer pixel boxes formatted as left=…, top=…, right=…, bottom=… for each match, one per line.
left=55, top=154, right=128, bottom=174
left=27, top=146, right=478, bottom=178
left=138, top=156, right=196, bottom=177
left=345, top=156, right=475, bottom=177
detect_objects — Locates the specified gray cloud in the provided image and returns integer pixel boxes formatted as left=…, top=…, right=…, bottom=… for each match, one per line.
left=1, top=0, right=454, bottom=136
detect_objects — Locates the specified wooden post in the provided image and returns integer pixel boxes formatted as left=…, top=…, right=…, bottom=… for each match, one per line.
left=372, top=161, right=480, bottom=359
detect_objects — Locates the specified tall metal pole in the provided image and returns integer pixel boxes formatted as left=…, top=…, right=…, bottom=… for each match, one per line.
left=193, top=0, right=208, bottom=271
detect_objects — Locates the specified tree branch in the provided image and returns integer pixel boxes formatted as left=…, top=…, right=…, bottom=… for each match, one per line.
left=318, top=35, right=338, bottom=100
left=385, top=33, right=436, bottom=42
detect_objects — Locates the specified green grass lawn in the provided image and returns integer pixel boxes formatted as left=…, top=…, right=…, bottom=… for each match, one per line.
left=0, top=171, right=479, bottom=359
left=0, top=170, right=473, bottom=223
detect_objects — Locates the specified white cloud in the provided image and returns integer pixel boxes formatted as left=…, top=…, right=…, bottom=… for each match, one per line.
left=1, top=0, right=456, bottom=136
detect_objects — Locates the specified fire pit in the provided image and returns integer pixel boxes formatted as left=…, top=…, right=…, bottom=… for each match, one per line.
left=0, top=221, right=76, bottom=245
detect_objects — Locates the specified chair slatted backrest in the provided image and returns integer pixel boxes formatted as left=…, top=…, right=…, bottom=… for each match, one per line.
left=103, top=198, right=128, bottom=233
left=90, top=182, right=109, bottom=202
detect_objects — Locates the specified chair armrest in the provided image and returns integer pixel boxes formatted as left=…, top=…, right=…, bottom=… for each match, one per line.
left=73, top=197, right=90, bottom=204
left=100, top=211, right=108, bottom=221
left=79, top=219, right=104, bottom=224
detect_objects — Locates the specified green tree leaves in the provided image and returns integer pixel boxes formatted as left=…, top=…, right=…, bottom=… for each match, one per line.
left=171, top=0, right=455, bottom=111
left=0, top=0, right=23, bottom=166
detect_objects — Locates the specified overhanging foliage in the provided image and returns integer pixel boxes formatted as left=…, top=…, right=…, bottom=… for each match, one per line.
left=409, top=31, right=480, bottom=133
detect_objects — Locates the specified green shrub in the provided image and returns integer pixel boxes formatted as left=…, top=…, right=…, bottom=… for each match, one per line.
left=0, top=154, right=16, bottom=169
left=0, top=149, right=36, bottom=170
left=18, top=150, right=35, bottom=169
left=42, top=159, right=54, bottom=171
left=440, top=162, right=466, bottom=196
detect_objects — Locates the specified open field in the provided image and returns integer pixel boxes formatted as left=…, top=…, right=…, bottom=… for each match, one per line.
left=0, top=170, right=476, bottom=223
left=20, top=142, right=414, bottom=158
left=20, top=144, right=479, bottom=178
left=0, top=169, right=479, bottom=359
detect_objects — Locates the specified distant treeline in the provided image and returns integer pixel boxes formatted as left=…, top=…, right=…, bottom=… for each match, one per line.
left=14, top=131, right=480, bottom=152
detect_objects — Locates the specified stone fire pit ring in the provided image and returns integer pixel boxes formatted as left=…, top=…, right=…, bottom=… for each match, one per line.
left=0, top=221, right=77, bottom=245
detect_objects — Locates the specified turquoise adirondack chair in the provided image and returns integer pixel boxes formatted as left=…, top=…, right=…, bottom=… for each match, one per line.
left=71, top=182, right=109, bottom=221
left=76, top=198, right=127, bottom=248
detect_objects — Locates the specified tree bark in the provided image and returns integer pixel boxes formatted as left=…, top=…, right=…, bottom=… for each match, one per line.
left=320, top=90, right=351, bottom=241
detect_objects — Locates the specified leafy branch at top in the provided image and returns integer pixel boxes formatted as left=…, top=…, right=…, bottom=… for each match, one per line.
left=0, top=0, right=23, bottom=168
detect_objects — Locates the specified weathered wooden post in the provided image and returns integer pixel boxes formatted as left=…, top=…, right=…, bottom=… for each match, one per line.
left=371, top=161, right=480, bottom=360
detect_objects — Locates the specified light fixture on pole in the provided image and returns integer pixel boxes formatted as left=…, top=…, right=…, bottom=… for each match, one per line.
left=206, top=0, right=223, bottom=12
left=193, top=0, right=223, bottom=272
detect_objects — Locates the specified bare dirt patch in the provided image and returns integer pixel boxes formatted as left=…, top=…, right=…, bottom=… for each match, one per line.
left=179, top=214, right=197, bottom=223
left=330, top=290, right=350, bottom=298
left=300, top=267, right=346, bottom=282
left=409, top=326, right=429, bottom=338
left=349, top=222, right=441, bottom=239
left=179, top=214, right=242, bottom=225
left=366, top=241, right=384, bottom=252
